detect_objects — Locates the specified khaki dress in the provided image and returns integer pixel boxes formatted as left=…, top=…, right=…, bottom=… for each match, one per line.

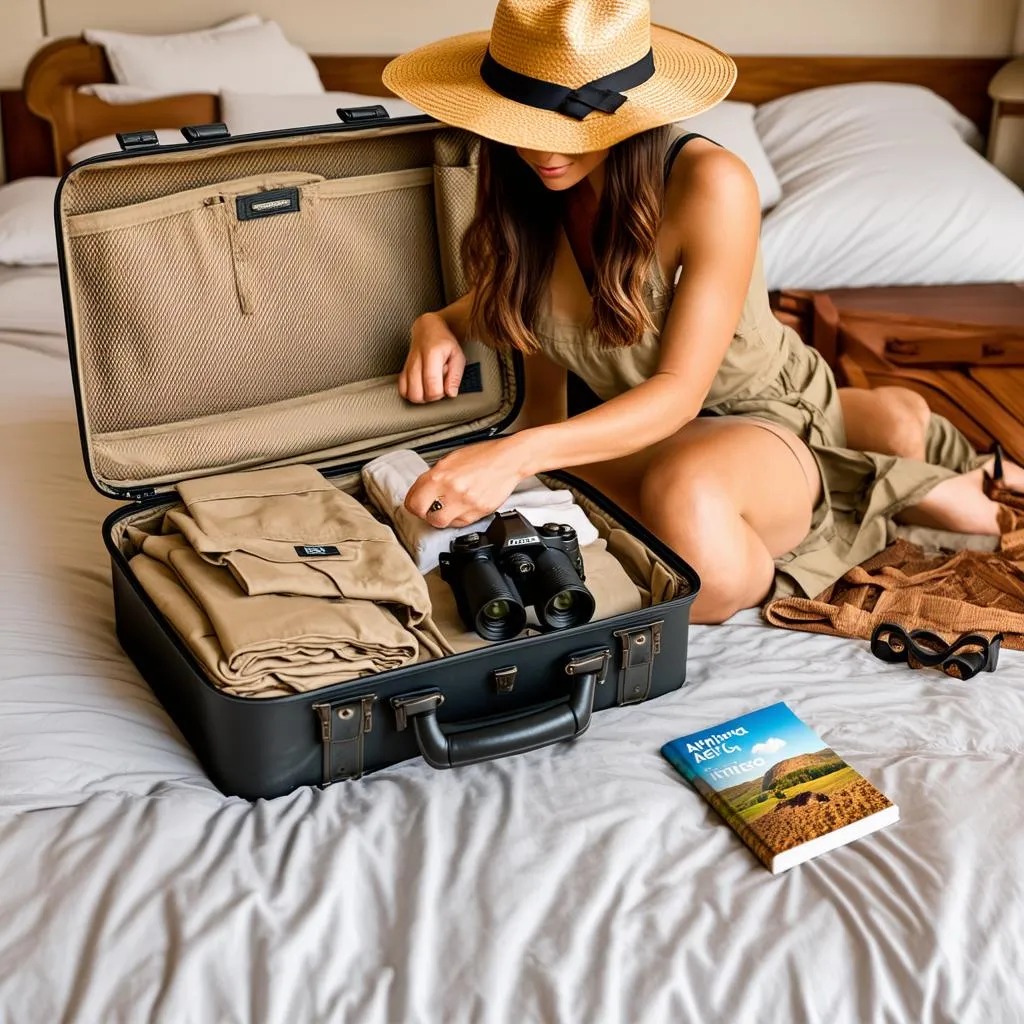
left=532, top=132, right=981, bottom=601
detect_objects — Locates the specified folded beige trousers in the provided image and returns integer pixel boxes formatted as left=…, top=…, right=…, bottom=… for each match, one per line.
left=164, top=464, right=451, bottom=658
left=130, top=532, right=423, bottom=697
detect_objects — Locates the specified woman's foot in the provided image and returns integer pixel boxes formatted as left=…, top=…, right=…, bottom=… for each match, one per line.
left=897, top=450, right=1024, bottom=535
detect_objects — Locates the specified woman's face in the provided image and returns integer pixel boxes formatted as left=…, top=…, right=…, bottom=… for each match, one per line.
left=516, top=147, right=610, bottom=191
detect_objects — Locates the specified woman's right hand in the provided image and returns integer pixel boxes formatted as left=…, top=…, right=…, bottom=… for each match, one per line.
left=399, top=312, right=466, bottom=403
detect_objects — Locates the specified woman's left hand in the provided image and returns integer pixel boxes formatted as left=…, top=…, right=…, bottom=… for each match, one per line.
left=405, top=438, right=529, bottom=528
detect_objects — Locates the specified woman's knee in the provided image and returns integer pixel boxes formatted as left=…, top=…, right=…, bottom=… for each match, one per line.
left=876, top=388, right=930, bottom=460
left=637, top=468, right=773, bottom=621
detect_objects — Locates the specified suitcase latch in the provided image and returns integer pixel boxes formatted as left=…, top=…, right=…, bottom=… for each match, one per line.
left=181, top=122, right=230, bottom=143
left=613, top=622, right=663, bottom=705
left=116, top=129, right=160, bottom=151
left=492, top=666, right=518, bottom=694
left=312, top=693, right=375, bottom=786
left=338, top=104, right=389, bottom=123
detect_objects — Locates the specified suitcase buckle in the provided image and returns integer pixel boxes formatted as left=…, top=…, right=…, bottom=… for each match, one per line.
left=613, top=622, right=663, bottom=705
left=312, top=693, right=376, bottom=786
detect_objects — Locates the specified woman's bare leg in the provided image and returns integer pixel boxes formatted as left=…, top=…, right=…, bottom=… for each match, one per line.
left=567, top=417, right=821, bottom=624
left=839, top=385, right=1024, bottom=534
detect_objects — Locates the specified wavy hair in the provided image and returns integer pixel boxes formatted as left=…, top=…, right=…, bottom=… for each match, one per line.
left=461, top=126, right=668, bottom=354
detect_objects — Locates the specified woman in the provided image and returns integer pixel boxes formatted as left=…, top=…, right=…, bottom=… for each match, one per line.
left=382, top=0, right=1023, bottom=624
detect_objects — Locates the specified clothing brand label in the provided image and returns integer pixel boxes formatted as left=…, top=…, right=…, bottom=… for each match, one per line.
left=237, top=187, right=301, bottom=221
left=294, top=545, right=340, bottom=558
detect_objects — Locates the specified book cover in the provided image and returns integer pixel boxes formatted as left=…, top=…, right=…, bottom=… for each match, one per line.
left=661, top=702, right=899, bottom=874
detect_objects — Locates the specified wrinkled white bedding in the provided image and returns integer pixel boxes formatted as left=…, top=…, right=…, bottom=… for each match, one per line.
left=1, top=270, right=1023, bottom=1024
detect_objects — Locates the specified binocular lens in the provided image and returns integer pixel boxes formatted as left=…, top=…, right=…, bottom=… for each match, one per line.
left=534, top=548, right=596, bottom=630
left=462, top=557, right=527, bottom=641
left=483, top=599, right=513, bottom=622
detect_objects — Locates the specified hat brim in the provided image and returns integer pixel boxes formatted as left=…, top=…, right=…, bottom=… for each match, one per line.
left=382, top=25, right=737, bottom=153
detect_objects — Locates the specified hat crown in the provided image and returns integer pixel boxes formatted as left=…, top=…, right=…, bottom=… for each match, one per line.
left=489, top=0, right=652, bottom=87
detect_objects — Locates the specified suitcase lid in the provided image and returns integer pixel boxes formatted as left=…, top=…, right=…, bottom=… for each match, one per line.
left=55, top=114, right=522, bottom=500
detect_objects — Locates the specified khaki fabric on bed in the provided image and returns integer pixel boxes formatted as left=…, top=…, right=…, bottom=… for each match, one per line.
left=763, top=504, right=1024, bottom=651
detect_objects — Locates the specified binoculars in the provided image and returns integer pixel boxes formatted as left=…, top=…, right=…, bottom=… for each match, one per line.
left=438, top=509, right=596, bottom=641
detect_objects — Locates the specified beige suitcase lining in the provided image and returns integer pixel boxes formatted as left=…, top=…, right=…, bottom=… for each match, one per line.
left=59, top=125, right=514, bottom=492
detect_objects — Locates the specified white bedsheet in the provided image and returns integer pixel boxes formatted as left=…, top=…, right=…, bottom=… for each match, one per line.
left=1, top=276, right=1023, bottom=1023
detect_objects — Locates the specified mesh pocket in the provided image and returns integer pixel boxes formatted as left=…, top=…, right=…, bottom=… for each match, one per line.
left=67, top=167, right=444, bottom=433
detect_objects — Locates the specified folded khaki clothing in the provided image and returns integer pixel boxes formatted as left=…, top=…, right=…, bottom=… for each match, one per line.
left=161, top=464, right=451, bottom=657
left=130, top=533, right=423, bottom=698
left=426, top=539, right=644, bottom=654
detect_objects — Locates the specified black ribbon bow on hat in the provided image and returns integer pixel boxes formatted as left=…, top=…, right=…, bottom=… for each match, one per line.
left=480, top=48, right=656, bottom=121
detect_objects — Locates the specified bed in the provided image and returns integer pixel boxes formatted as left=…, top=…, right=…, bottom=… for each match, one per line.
left=1, top=39, right=1023, bottom=1024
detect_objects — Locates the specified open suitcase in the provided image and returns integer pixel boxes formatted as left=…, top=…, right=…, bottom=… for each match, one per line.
left=55, top=109, right=700, bottom=799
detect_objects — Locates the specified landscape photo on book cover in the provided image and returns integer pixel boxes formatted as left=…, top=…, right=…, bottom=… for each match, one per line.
left=685, top=704, right=893, bottom=854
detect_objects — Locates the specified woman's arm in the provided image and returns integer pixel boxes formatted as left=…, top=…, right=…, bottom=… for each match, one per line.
left=507, top=146, right=761, bottom=477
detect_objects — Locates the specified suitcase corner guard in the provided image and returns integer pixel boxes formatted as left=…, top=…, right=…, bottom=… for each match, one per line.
left=390, top=647, right=611, bottom=771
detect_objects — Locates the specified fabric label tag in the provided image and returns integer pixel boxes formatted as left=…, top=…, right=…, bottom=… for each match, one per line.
left=237, top=187, right=301, bottom=221
left=294, top=545, right=341, bottom=558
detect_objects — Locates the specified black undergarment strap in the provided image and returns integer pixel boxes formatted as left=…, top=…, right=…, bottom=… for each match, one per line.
left=664, top=132, right=721, bottom=180
left=479, top=47, right=656, bottom=122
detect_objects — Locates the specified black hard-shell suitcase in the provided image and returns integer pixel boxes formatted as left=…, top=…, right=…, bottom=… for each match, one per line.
left=55, top=109, right=700, bottom=799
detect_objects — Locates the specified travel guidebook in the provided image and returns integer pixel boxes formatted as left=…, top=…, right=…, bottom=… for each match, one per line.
left=662, top=703, right=899, bottom=874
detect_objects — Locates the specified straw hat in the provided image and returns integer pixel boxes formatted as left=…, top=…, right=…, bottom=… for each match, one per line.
left=382, top=0, right=737, bottom=153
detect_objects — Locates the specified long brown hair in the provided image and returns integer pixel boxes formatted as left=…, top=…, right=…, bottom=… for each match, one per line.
left=461, top=126, right=668, bottom=354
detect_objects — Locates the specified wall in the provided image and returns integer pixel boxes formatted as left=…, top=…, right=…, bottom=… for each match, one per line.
left=1, top=0, right=1021, bottom=88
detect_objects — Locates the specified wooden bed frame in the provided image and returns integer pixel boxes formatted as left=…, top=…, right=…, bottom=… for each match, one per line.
left=1, top=36, right=1007, bottom=180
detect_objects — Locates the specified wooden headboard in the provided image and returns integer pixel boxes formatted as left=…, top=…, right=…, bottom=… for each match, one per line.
left=2, top=36, right=1006, bottom=179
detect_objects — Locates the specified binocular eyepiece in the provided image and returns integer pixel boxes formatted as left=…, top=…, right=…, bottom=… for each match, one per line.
left=438, top=510, right=595, bottom=641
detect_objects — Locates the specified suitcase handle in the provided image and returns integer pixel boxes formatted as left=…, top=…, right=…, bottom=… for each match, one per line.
left=391, top=647, right=610, bottom=769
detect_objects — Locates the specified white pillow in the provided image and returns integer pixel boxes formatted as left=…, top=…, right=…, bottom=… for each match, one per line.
left=84, top=18, right=323, bottom=96
left=676, top=101, right=783, bottom=210
left=0, top=178, right=58, bottom=266
left=756, top=83, right=1024, bottom=290
left=68, top=130, right=185, bottom=166
left=80, top=14, right=260, bottom=103
left=221, top=90, right=425, bottom=136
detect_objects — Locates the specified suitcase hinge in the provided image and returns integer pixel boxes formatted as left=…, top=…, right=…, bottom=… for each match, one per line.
left=613, top=621, right=663, bottom=705
left=565, top=648, right=611, bottom=683
left=391, top=691, right=444, bottom=732
left=312, top=693, right=376, bottom=786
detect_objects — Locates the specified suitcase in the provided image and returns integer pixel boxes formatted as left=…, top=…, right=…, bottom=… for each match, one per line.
left=772, top=284, right=1024, bottom=464
left=55, top=110, right=700, bottom=799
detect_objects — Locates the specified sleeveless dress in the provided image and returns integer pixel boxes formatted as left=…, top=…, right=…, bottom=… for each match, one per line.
left=532, top=128, right=982, bottom=600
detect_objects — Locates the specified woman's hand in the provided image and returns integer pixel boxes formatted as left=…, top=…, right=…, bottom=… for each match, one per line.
left=405, top=438, right=529, bottom=528
left=399, top=312, right=466, bottom=403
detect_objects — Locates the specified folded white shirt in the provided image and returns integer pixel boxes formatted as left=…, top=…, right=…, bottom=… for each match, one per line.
left=362, top=449, right=600, bottom=573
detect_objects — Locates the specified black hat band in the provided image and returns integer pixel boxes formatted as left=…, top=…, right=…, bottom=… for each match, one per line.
left=479, top=47, right=656, bottom=121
